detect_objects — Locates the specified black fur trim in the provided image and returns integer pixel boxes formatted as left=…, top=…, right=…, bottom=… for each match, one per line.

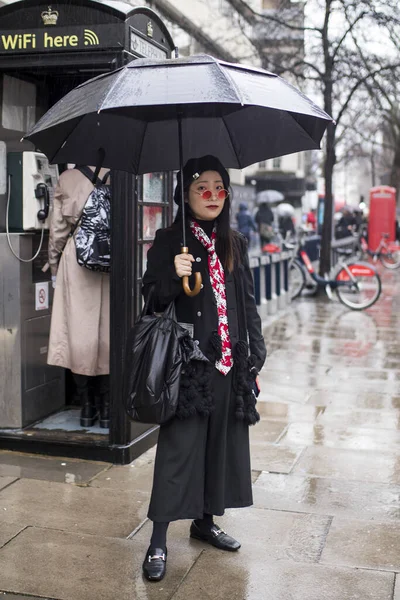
left=207, top=329, right=223, bottom=361
left=176, top=359, right=215, bottom=420
left=232, top=342, right=260, bottom=425
left=175, top=339, right=260, bottom=425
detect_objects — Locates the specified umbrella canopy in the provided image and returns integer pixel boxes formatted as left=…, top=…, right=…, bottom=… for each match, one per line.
left=257, top=190, right=285, bottom=204
left=25, top=54, right=333, bottom=174
left=276, top=202, right=295, bottom=217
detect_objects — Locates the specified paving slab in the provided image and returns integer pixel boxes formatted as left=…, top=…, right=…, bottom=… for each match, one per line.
left=266, top=348, right=327, bottom=365
left=316, top=407, right=400, bottom=430
left=250, top=442, right=303, bottom=473
left=321, top=518, right=400, bottom=571
left=308, top=390, right=400, bottom=410
left=213, top=507, right=330, bottom=563
left=262, top=338, right=337, bottom=358
left=258, top=369, right=332, bottom=390
left=249, top=420, right=287, bottom=443
left=253, top=472, right=400, bottom=520
left=293, top=445, right=400, bottom=485
left=0, top=522, right=26, bottom=548
left=0, top=479, right=149, bottom=537
left=90, top=447, right=156, bottom=492
left=318, top=376, right=399, bottom=395
left=330, top=367, right=396, bottom=381
left=307, top=391, right=355, bottom=407
left=0, top=477, right=17, bottom=492
left=394, top=578, right=400, bottom=600
left=257, top=401, right=325, bottom=423
left=262, top=361, right=331, bottom=376
left=0, top=451, right=110, bottom=485
left=279, top=422, right=400, bottom=451
left=171, top=553, right=394, bottom=600
left=384, top=359, right=400, bottom=369
left=256, top=380, right=310, bottom=404
left=251, top=470, right=261, bottom=483
left=0, top=526, right=201, bottom=600
left=0, top=595, right=51, bottom=600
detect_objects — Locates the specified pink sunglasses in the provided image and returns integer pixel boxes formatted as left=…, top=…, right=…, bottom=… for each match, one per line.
left=194, top=189, right=229, bottom=201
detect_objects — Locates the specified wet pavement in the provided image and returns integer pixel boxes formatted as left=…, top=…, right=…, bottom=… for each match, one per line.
left=0, top=266, right=400, bottom=599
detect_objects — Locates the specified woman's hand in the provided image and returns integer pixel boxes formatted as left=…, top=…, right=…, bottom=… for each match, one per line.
left=174, top=253, right=195, bottom=278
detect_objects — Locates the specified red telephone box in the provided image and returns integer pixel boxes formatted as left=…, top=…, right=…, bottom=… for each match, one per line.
left=368, top=186, right=397, bottom=250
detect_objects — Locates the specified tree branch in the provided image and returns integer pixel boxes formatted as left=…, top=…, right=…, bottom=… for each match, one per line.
left=331, top=9, right=367, bottom=62
left=335, top=64, right=400, bottom=126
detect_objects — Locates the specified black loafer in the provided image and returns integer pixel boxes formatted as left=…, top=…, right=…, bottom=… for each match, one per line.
left=190, top=521, right=241, bottom=551
left=142, top=546, right=167, bottom=581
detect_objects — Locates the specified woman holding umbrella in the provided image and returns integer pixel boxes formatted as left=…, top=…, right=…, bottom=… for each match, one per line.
left=141, top=155, right=267, bottom=582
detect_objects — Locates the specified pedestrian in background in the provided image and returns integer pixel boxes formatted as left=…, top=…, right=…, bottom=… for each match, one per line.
left=235, top=201, right=256, bottom=244
left=47, top=166, right=111, bottom=429
left=335, top=206, right=356, bottom=239
left=278, top=213, right=296, bottom=240
left=306, top=208, right=317, bottom=230
left=141, top=155, right=266, bottom=582
left=353, top=208, right=363, bottom=232
left=255, top=201, right=275, bottom=247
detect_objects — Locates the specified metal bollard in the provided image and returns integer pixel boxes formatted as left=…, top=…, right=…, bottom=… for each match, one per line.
left=281, top=250, right=291, bottom=307
left=268, top=254, right=279, bottom=315
left=259, top=254, right=269, bottom=320
left=249, top=257, right=261, bottom=306
left=264, top=257, right=272, bottom=310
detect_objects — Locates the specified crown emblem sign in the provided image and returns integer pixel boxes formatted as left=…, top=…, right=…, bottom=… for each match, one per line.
left=41, top=6, right=59, bottom=26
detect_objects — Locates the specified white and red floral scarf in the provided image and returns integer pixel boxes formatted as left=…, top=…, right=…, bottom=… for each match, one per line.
left=189, top=220, right=233, bottom=375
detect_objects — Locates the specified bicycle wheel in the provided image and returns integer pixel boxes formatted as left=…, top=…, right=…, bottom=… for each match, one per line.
left=289, top=260, right=306, bottom=300
left=335, top=262, right=381, bottom=310
left=380, top=250, right=400, bottom=269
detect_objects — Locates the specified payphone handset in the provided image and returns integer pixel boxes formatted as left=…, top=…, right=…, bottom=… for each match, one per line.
left=35, top=181, right=50, bottom=222
left=7, top=151, right=59, bottom=231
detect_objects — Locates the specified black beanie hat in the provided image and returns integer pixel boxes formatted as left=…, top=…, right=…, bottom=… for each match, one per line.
left=173, top=155, right=230, bottom=205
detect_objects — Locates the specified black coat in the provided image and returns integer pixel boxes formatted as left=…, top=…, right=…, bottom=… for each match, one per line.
left=143, top=222, right=265, bottom=520
left=142, top=222, right=266, bottom=374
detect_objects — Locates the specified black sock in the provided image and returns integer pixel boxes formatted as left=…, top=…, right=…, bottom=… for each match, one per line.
left=150, top=521, right=169, bottom=551
left=194, top=513, right=214, bottom=531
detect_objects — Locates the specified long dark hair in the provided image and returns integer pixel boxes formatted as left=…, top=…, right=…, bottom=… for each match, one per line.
left=174, top=187, right=241, bottom=273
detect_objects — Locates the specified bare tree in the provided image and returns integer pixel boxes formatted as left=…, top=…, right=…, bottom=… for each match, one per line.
left=346, top=20, right=400, bottom=197
left=337, top=91, right=398, bottom=192
left=253, top=0, right=400, bottom=273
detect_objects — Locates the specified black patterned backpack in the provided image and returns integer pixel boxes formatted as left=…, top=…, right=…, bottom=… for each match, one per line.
left=74, top=166, right=111, bottom=273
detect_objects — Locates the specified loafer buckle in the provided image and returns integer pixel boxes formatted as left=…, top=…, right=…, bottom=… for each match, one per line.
left=148, top=553, right=166, bottom=562
left=211, top=528, right=225, bottom=537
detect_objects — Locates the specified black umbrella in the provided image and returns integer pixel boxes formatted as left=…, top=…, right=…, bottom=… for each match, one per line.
left=25, top=54, right=333, bottom=295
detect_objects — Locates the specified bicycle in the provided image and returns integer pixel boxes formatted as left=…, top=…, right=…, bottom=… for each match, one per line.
left=354, top=229, right=400, bottom=270
left=288, top=232, right=382, bottom=310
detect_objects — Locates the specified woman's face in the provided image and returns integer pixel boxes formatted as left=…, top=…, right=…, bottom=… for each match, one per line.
left=187, top=170, right=227, bottom=221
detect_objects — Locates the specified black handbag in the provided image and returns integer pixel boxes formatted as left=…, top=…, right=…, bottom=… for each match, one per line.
left=124, top=290, right=208, bottom=425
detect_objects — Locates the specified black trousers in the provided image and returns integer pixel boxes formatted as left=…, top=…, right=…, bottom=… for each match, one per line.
left=148, top=369, right=253, bottom=522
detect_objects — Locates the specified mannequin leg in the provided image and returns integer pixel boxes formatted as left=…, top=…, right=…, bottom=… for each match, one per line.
left=73, top=373, right=98, bottom=427
left=96, top=374, right=110, bottom=429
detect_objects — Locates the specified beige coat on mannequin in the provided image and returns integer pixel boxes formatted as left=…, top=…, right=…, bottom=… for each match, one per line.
left=47, top=166, right=110, bottom=376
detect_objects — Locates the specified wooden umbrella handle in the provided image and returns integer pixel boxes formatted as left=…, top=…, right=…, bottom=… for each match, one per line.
left=181, top=247, right=202, bottom=297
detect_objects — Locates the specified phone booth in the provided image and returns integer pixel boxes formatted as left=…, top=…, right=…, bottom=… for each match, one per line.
left=0, top=0, right=175, bottom=463
left=368, top=186, right=397, bottom=251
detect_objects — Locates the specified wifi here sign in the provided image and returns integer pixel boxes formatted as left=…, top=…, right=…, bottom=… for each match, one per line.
left=0, top=25, right=121, bottom=53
